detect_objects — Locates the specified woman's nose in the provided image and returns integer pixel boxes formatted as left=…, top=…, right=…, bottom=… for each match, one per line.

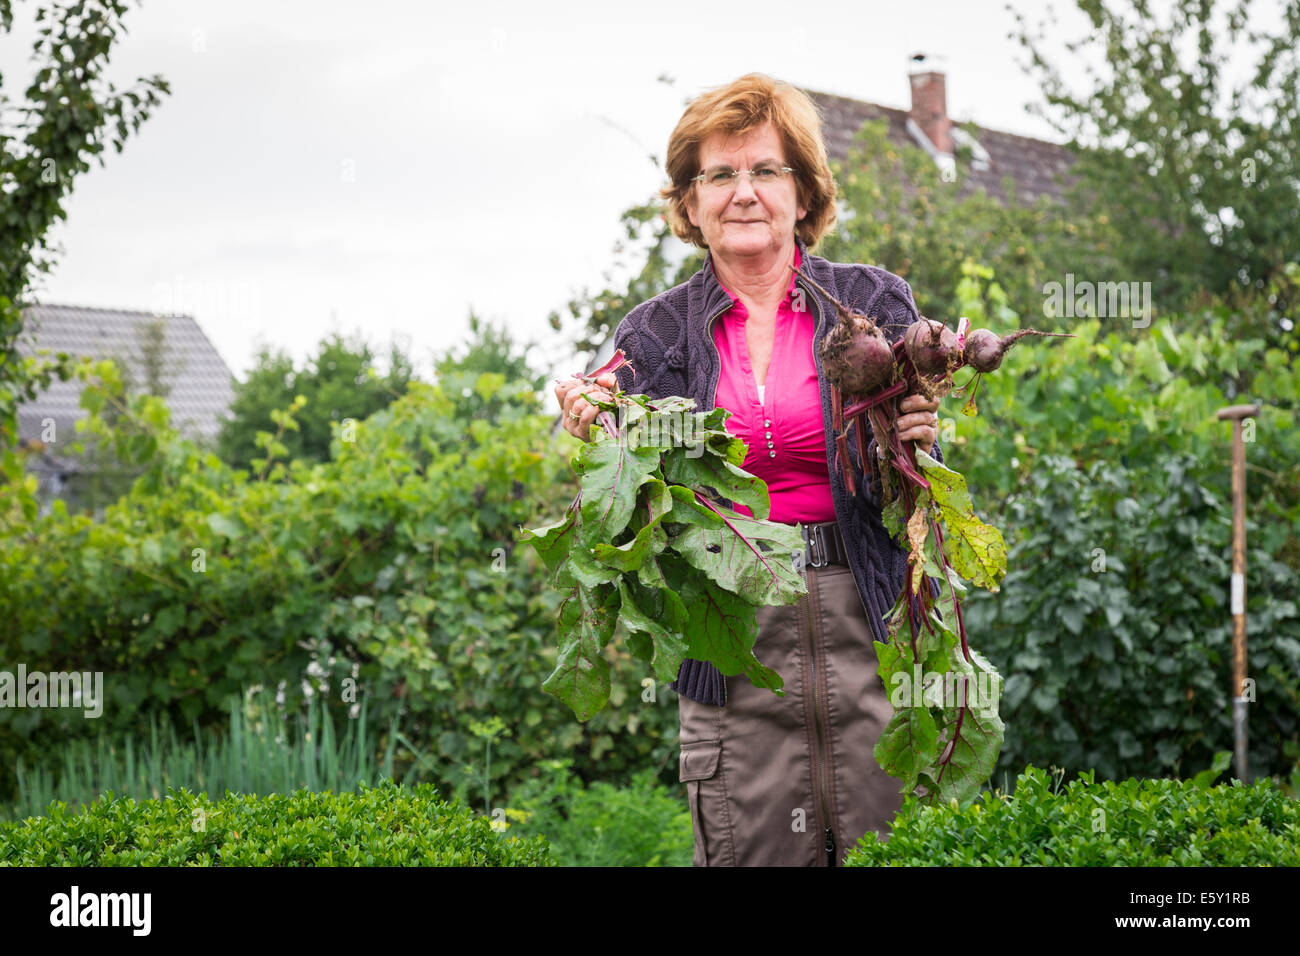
left=732, top=172, right=759, bottom=200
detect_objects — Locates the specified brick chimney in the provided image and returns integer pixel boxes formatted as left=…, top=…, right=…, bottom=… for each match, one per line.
left=908, top=61, right=953, bottom=155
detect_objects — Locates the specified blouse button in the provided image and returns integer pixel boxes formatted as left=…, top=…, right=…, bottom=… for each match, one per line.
left=764, top=431, right=772, bottom=439
left=766, top=440, right=775, bottom=448
left=764, top=419, right=771, bottom=427
left=768, top=450, right=776, bottom=458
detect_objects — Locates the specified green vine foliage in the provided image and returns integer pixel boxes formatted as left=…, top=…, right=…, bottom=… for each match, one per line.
left=946, top=273, right=1300, bottom=785
left=0, top=358, right=681, bottom=807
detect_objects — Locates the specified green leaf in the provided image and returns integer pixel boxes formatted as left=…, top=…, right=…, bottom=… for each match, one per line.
left=574, top=438, right=661, bottom=548
left=914, top=449, right=1006, bottom=592
left=591, top=480, right=672, bottom=572
left=206, top=512, right=244, bottom=540
left=683, top=579, right=783, bottom=694
left=927, top=650, right=1005, bottom=806
left=616, top=580, right=689, bottom=683
left=565, top=543, right=622, bottom=588
left=666, top=484, right=725, bottom=528
left=1190, top=750, right=1232, bottom=790
left=542, top=586, right=620, bottom=721
left=662, top=449, right=770, bottom=519
left=635, top=554, right=668, bottom=589
left=670, top=511, right=806, bottom=607
left=881, top=495, right=906, bottom=542
left=874, top=706, right=939, bottom=794
left=519, top=506, right=578, bottom=573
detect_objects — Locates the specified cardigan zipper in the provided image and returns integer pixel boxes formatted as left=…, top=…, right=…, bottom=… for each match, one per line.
left=798, top=279, right=839, bottom=866
left=703, top=263, right=841, bottom=864
left=704, top=301, right=733, bottom=706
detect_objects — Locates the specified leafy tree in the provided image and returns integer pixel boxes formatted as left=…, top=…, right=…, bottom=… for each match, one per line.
left=436, top=311, right=549, bottom=423
left=1011, top=0, right=1300, bottom=352
left=0, top=0, right=169, bottom=451
left=216, top=331, right=415, bottom=473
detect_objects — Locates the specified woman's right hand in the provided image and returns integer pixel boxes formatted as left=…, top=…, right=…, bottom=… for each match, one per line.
left=554, top=372, right=618, bottom=442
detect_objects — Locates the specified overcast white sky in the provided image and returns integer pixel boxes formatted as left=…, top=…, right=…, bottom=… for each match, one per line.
left=1, top=0, right=1254, bottom=381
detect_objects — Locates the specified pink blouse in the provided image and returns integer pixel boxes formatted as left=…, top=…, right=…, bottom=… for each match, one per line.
left=710, top=245, right=836, bottom=525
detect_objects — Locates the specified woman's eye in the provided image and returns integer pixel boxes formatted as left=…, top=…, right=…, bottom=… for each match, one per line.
left=754, top=167, right=778, bottom=179
left=709, top=169, right=735, bottom=185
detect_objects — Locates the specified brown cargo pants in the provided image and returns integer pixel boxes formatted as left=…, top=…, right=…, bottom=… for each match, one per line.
left=677, top=562, right=903, bottom=866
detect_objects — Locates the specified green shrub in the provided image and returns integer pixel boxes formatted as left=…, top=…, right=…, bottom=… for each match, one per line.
left=962, top=452, right=1300, bottom=783
left=0, top=359, right=680, bottom=806
left=0, top=779, right=553, bottom=866
left=845, top=765, right=1300, bottom=866
left=501, top=758, right=692, bottom=867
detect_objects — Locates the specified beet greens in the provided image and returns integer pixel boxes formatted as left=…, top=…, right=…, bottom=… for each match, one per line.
left=522, top=349, right=807, bottom=722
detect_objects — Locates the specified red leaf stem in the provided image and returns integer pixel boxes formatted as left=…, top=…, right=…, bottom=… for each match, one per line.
left=841, top=380, right=908, bottom=420
left=928, top=515, right=971, bottom=663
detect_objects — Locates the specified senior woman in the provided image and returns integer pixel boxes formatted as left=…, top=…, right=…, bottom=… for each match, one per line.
left=554, top=73, right=943, bottom=867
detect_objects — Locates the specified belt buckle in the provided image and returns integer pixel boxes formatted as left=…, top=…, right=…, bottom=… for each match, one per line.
left=801, top=523, right=828, bottom=569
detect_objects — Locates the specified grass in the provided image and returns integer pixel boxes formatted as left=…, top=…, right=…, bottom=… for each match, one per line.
left=0, top=688, right=419, bottom=821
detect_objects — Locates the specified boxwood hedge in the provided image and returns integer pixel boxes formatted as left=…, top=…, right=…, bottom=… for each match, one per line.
left=846, top=765, right=1299, bottom=866
left=0, top=779, right=553, bottom=866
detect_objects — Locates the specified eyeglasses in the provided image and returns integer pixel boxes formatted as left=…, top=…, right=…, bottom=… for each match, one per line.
left=692, top=161, right=795, bottom=190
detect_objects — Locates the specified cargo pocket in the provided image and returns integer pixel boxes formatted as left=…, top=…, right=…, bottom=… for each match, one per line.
left=679, top=739, right=724, bottom=867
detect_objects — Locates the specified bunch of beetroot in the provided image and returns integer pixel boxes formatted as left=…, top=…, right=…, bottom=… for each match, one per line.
left=794, top=264, right=1073, bottom=500
left=796, top=264, right=1075, bottom=805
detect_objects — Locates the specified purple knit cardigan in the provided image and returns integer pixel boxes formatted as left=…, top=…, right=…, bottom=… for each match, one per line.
left=611, top=235, right=945, bottom=707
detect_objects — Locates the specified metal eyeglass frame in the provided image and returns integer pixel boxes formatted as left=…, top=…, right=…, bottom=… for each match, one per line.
left=692, top=164, right=796, bottom=188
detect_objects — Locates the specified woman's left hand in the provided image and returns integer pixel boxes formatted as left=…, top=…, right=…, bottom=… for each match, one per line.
left=897, top=393, right=940, bottom=448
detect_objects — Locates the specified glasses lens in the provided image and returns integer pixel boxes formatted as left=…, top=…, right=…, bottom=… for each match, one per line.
left=752, top=163, right=782, bottom=181
left=704, top=166, right=736, bottom=187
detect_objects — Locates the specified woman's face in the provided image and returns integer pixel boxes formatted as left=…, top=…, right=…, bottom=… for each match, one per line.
left=686, top=120, right=806, bottom=263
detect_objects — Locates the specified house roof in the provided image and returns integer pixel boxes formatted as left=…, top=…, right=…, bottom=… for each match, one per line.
left=15, top=304, right=235, bottom=472
left=801, top=87, right=1077, bottom=205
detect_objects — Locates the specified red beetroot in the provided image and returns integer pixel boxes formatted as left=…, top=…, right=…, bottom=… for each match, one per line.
left=821, top=316, right=895, bottom=395
left=905, top=318, right=961, bottom=376
left=963, top=328, right=1075, bottom=373
left=791, top=261, right=898, bottom=396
